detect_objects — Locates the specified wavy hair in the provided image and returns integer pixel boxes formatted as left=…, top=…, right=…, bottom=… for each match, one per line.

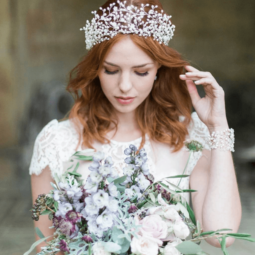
left=66, top=0, right=192, bottom=152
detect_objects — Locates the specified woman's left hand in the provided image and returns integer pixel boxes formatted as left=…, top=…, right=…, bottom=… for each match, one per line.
left=180, top=65, right=229, bottom=133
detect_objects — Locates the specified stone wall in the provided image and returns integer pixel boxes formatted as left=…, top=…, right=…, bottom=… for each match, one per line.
left=1, top=0, right=255, bottom=149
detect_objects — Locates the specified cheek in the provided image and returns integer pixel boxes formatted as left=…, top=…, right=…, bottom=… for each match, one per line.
left=136, top=78, right=154, bottom=96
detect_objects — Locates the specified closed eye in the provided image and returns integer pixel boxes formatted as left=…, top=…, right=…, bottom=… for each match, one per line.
left=104, top=69, right=149, bottom=77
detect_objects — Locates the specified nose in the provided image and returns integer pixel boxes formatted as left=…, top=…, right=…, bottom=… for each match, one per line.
left=118, top=72, right=133, bottom=93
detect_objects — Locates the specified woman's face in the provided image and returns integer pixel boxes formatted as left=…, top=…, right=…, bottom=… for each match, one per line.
left=98, top=36, right=160, bottom=115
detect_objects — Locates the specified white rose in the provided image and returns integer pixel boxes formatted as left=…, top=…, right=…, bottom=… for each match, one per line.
left=141, top=215, right=168, bottom=244
left=131, top=235, right=158, bottom=255
left=163, top=243, right=181, bottom=255
left=163, top=207, right=182, bottom=222
left=92, top=242, right=111, bottom=255
left=173, top=221, right=190, bottom=239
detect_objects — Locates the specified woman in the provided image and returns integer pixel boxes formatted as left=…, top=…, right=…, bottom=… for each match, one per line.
left=29, top=0, right=241, bottom=253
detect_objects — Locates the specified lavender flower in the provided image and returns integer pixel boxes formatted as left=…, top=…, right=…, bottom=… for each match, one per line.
left=93, top=151, right=105, bottom=162
left=125, top=156, right=135, bottom=164
left=141, top=162, right=150, bottom=175
left=104, top=156, right=114, bottom=166
left=88, top=161, right=100, bottom=171
left=93, top=190, right=109, bottom=208
left=129, top=144, right=137, bottom=152
left=84, top=177, right=98, bottom=193
left=90, top=171, right=103, bottom=183
left=55, top=202, right=72, bottom=218
left=123, top=164, right=138, bottom=176
left=124, top=147, right=132, bottom=155
left=84, top=197, right=99, bottom=216
left=98, top=165, right=112, bottom=177
left=106, top=197, right=118, bottom=213
left=59, top=240, right=69, bottom=252
left=73, top=202, right=85, bottom=213
left=108, top=183, right=118, bottom=197
left=96, top=210, right=114, bottom=229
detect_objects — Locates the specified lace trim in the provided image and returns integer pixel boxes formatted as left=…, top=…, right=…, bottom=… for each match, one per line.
left=188, top=112, right=211, bottom=151
left=29, top=119, right=79, bottom=178
left=29, top=112, right=209, bottom=185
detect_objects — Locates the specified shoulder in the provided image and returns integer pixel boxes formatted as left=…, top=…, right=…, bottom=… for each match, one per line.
left=186, top=112, right=211, bottom=151
left=29, top=118, right=81, bottom=177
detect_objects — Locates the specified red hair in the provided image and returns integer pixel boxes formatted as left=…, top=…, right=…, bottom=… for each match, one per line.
left=66, top=0, right=192, bottom=152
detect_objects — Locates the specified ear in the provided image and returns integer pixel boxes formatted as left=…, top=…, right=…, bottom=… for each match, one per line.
left=157, top=63, right=162, bottom=70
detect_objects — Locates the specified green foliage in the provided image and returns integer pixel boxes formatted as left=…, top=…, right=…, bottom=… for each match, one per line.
left=176, top=241, right=203, bottom=254
left=186, top=202, right=197, bottom=226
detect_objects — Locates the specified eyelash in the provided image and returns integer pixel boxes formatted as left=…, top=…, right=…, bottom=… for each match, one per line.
left=104, top=69, right=149, bottom=77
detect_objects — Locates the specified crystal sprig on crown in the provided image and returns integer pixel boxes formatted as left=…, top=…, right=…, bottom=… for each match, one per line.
left=80, top=0, right=175, bottom=50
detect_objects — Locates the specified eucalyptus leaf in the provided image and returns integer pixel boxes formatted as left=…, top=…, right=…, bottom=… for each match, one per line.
left=35, top=227, right=45, bottom=239
left=226, top=233, right=252, bottom=238
left=114, top=176, right=127, bottom=185
left=166, top=175, right=190, bottom=178
left=102, top=242, right=121, bottom=252
left=149, top=193, right=156, bottom=203
left=23, top=235, right=52, bottom=255
left=50, top=182, right=57, bottom=189
left=186, top=202, right=196, bottom=225
left=75, top=155, right=94, bottom=161
left=41, top=210, right=51, bottom=215
left=74, top=162, right=80, bottom=172
left=220, top=236, right=229, bottom=255
left=176, top=241, right=202, bottom=254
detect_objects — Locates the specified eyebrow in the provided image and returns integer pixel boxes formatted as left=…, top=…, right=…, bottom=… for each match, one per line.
left=104, top=61, right=153, bottom=68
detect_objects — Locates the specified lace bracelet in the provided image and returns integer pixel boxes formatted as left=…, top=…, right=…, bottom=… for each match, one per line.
left=208, top=128, right=235, bottom=152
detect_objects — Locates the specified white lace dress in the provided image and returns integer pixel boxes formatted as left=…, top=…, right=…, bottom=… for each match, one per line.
left=29, top=112, right=211, bottom=203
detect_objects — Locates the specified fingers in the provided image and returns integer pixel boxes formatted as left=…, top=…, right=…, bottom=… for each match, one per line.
left=180, top=67, right=218, bottom=89
left=185, top=80, right=201, bottom=106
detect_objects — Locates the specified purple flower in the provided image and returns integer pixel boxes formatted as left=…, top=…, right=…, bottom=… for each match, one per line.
left=124, top=148, right=132, bottom=155
left=125, top=156, right=135, bottom=164
left=128, top=205, right=138, bottom=213
left=82, top=235, right=93, bottom=243
left=129, top=144, right=137, bottom=152
left=59, top=240, right=69, bottom=252
left=59, top=219, right=76, bottom=236
left=53, top=215, right=62, bottom=229
left=66, top=210, right=81, bottom=224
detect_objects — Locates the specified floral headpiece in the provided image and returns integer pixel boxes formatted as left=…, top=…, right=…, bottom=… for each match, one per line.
left=80, top=0, right=175, bottom=50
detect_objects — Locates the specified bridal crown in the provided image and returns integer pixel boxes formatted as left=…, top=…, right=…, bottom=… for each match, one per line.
left=80, top=0, right=175, bottom=50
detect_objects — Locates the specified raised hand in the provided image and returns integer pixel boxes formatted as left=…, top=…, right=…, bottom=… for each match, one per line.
left=180, top=65, right=229, bottom=133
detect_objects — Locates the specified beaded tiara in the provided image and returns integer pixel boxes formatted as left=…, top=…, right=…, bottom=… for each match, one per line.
left=80, top=0, right=175, bottom=50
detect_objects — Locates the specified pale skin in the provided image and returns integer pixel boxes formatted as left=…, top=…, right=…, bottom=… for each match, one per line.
left=31, top=36, right=241, bottom=253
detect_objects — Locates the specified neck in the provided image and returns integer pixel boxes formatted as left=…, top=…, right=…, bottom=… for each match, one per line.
left=115, top=110, right=139, bottom=132
left=106, top=110, right=142, bottom=142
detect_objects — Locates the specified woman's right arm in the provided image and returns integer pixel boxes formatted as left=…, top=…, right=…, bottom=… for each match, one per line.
left=31, top=166, right=64, bottom=255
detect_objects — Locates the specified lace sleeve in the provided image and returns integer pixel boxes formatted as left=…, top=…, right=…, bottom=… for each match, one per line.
left=188, top=112, right=211, bottom=151
left=29, top=120, right=64, bottom=178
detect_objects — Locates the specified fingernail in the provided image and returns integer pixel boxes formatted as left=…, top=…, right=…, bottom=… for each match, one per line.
left=195, top=81, right=199, bottom=84
left=186, top=72, right=192, bottom=75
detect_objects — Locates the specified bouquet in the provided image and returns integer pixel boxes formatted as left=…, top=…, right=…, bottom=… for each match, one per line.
left=25, top=142, right=255, bottom=255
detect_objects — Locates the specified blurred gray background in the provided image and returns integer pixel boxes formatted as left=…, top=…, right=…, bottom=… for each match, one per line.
left=0, top=0, right=255, bottom=254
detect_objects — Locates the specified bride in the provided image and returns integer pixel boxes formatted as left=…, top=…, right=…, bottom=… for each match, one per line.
left=29, top=0, right=241, bottom=253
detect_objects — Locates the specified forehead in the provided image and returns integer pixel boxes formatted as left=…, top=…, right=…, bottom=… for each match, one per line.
left=104, top=36, right=154, bottom=67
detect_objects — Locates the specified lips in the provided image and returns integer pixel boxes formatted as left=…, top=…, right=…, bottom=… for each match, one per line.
left=115, top=96, right=135, bottom=105
left=116, top=97, right=135, bottom=100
